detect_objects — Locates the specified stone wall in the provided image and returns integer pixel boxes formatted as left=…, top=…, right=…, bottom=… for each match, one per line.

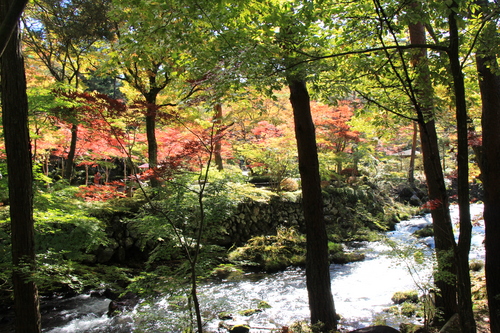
left=94, top=185, right=395, bottom=264
left=215, top=197, right=306, bottom=246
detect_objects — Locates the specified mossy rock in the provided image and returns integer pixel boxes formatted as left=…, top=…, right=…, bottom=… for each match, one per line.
left=412, top=225, right=433, bottom=238
left=257, top=300, right=271, bottom=309
left=228, top=228, right=306, bottom=272
left=400, top=301, right=418, bottom=317
left=229, top=324, right=250, bottom=333
left=399, top=323, right=425, bottom=333
left=238, top=308, right=262, bottom=316
left=210, top=264, right=244, bottom=280
left=469, top=260, right=484, bottom=272
left=391, top=290, right=418, bottom=304
left=330, top=251, right=365, bottom=264
left=218, top=311, right=233, bottom=320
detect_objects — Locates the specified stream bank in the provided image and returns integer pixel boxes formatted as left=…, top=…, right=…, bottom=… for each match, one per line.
left=11, top=203, right=485, bottom=333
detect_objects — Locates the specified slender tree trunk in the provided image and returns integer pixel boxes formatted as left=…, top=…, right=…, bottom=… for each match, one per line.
left=448, top=2, right=475, bottom=331
left=213, top=104, right=224, bottom=171
left=145, top=99, right=159, bottom=187
left=475, top=3, right=500, bottom=330
left=408, top=121, right=418, bottom=185
left=418, top=119, right=458, bottom=322
left=408, top=17, right=458, bottom=324
left=0, top=6, right=41, bottom=332
left=288, top=77, right=337, bottom=332
left=64, top=123, right=78, bottom=182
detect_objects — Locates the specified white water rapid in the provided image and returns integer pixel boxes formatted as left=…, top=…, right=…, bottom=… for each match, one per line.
left=36, top=203, right=484, bottom=333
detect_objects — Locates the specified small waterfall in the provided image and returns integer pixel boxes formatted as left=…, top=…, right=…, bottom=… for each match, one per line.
left=38, top=204, right=485, bottom=332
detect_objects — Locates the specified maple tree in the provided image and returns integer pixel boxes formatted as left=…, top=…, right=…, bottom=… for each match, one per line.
left=312, top=101, right=361, bottom=174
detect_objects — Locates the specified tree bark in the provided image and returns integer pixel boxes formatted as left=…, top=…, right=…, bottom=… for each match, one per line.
left=0, top=0, right=28, bottom=57
left=213, top=104, right=224, bottom=171
left=288, top=77, right=337, bottom=332
left=477, top=54, right=500, bottom=333
left=0, top=5, right=41, bottom=332
left=447, top=2, right=475, bottom=331
left=408, top=121, right=417, bottom=185
left=145, top=107, right=159, bottom=187
left=64, top=123, right=78, bottom=182
left=143, top=76, right=163, bottom=188
left=408, top=17, right=459, bottom=324
left=475, top=3, right=500, bottom=330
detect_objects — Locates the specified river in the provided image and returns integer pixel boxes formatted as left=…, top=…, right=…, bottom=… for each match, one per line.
left=16, top=203, right=485, bottom=332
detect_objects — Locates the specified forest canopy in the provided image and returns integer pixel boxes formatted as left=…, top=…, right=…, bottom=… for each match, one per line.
left=1, top=0, right=499, bottom=332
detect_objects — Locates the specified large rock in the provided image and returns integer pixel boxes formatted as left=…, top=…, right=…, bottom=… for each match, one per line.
left=107, top=292, right=139, bottom=317
left=350, top=326, right=400, bottom=333
left=439, top=313, right=461, bottom=333
left=229, top=324, right=250, bottom=333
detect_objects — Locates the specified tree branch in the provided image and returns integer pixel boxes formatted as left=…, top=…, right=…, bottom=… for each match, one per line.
left=355, top=89, right=418, bottom=122
left=288, top=43, right=449, bottom=69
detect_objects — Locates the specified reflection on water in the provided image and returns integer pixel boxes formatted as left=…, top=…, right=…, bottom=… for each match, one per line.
left=38, top=204, right=484, bottom=332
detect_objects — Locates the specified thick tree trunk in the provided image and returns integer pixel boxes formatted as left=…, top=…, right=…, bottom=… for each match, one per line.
left=408, top=18, right=459, bottom=324
left=0, top=7, right=41, bottom=332
left=0, top=0, right=28, bottom=57
left=475, top=7, right=500, bottom=331
left=478, top=54, right=500, bottom=333
left=448, top=3, right=475, bottom=331
left=288, top=78, right=337, bottom=332
left=64, top=123, right=78, bottom=182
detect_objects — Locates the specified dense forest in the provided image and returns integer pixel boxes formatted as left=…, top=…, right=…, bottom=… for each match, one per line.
left=0, top=0, right=499, bottom=332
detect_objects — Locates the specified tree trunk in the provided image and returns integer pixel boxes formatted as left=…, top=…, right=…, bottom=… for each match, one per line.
left=475, top=3, right=500, bottom=330
left=0, top=0, right=28, bottom=57
left=408, top=121, right=418, bottom=185
left=288, top=77, right=337, bottom=332
left=64, top=123, right=78, bottom=182
left=448, top=2, right=475, bottom=331
left=145, top=97, right=159, bottom=187
left=477, top=54, right=500, bottom=333
left=408, top=17, right=458, bottom=324
left=213, top=104, right=224, bottom=171
left=0, top=6, right=41, bottom=332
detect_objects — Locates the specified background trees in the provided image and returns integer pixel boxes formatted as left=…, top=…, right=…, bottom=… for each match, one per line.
left=1, top=0, right=498, bottom=331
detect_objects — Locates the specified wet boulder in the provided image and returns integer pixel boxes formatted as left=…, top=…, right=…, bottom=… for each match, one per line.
left=107, top=292, right=139, bottom=317
left=350, top=326, right=400, bottom=333
left=229, top=324, right=250, bottom=333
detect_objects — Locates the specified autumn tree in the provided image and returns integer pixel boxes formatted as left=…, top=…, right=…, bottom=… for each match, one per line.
left=105, top=0, right=224, bottom=187
left=312, top=102, right=361, bottom=174
left=22, top=0, right=114, bottom=181
left=0, top=0, right=41, bottom=330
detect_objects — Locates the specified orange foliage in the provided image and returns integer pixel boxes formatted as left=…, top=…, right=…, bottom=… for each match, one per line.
left=76, top=182, right=127, bottom=201
left=312, top=101, right=360, bottom=153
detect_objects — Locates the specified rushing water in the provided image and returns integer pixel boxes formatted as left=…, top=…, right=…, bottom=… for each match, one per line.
left=25, top=203, right=484, bottom=332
